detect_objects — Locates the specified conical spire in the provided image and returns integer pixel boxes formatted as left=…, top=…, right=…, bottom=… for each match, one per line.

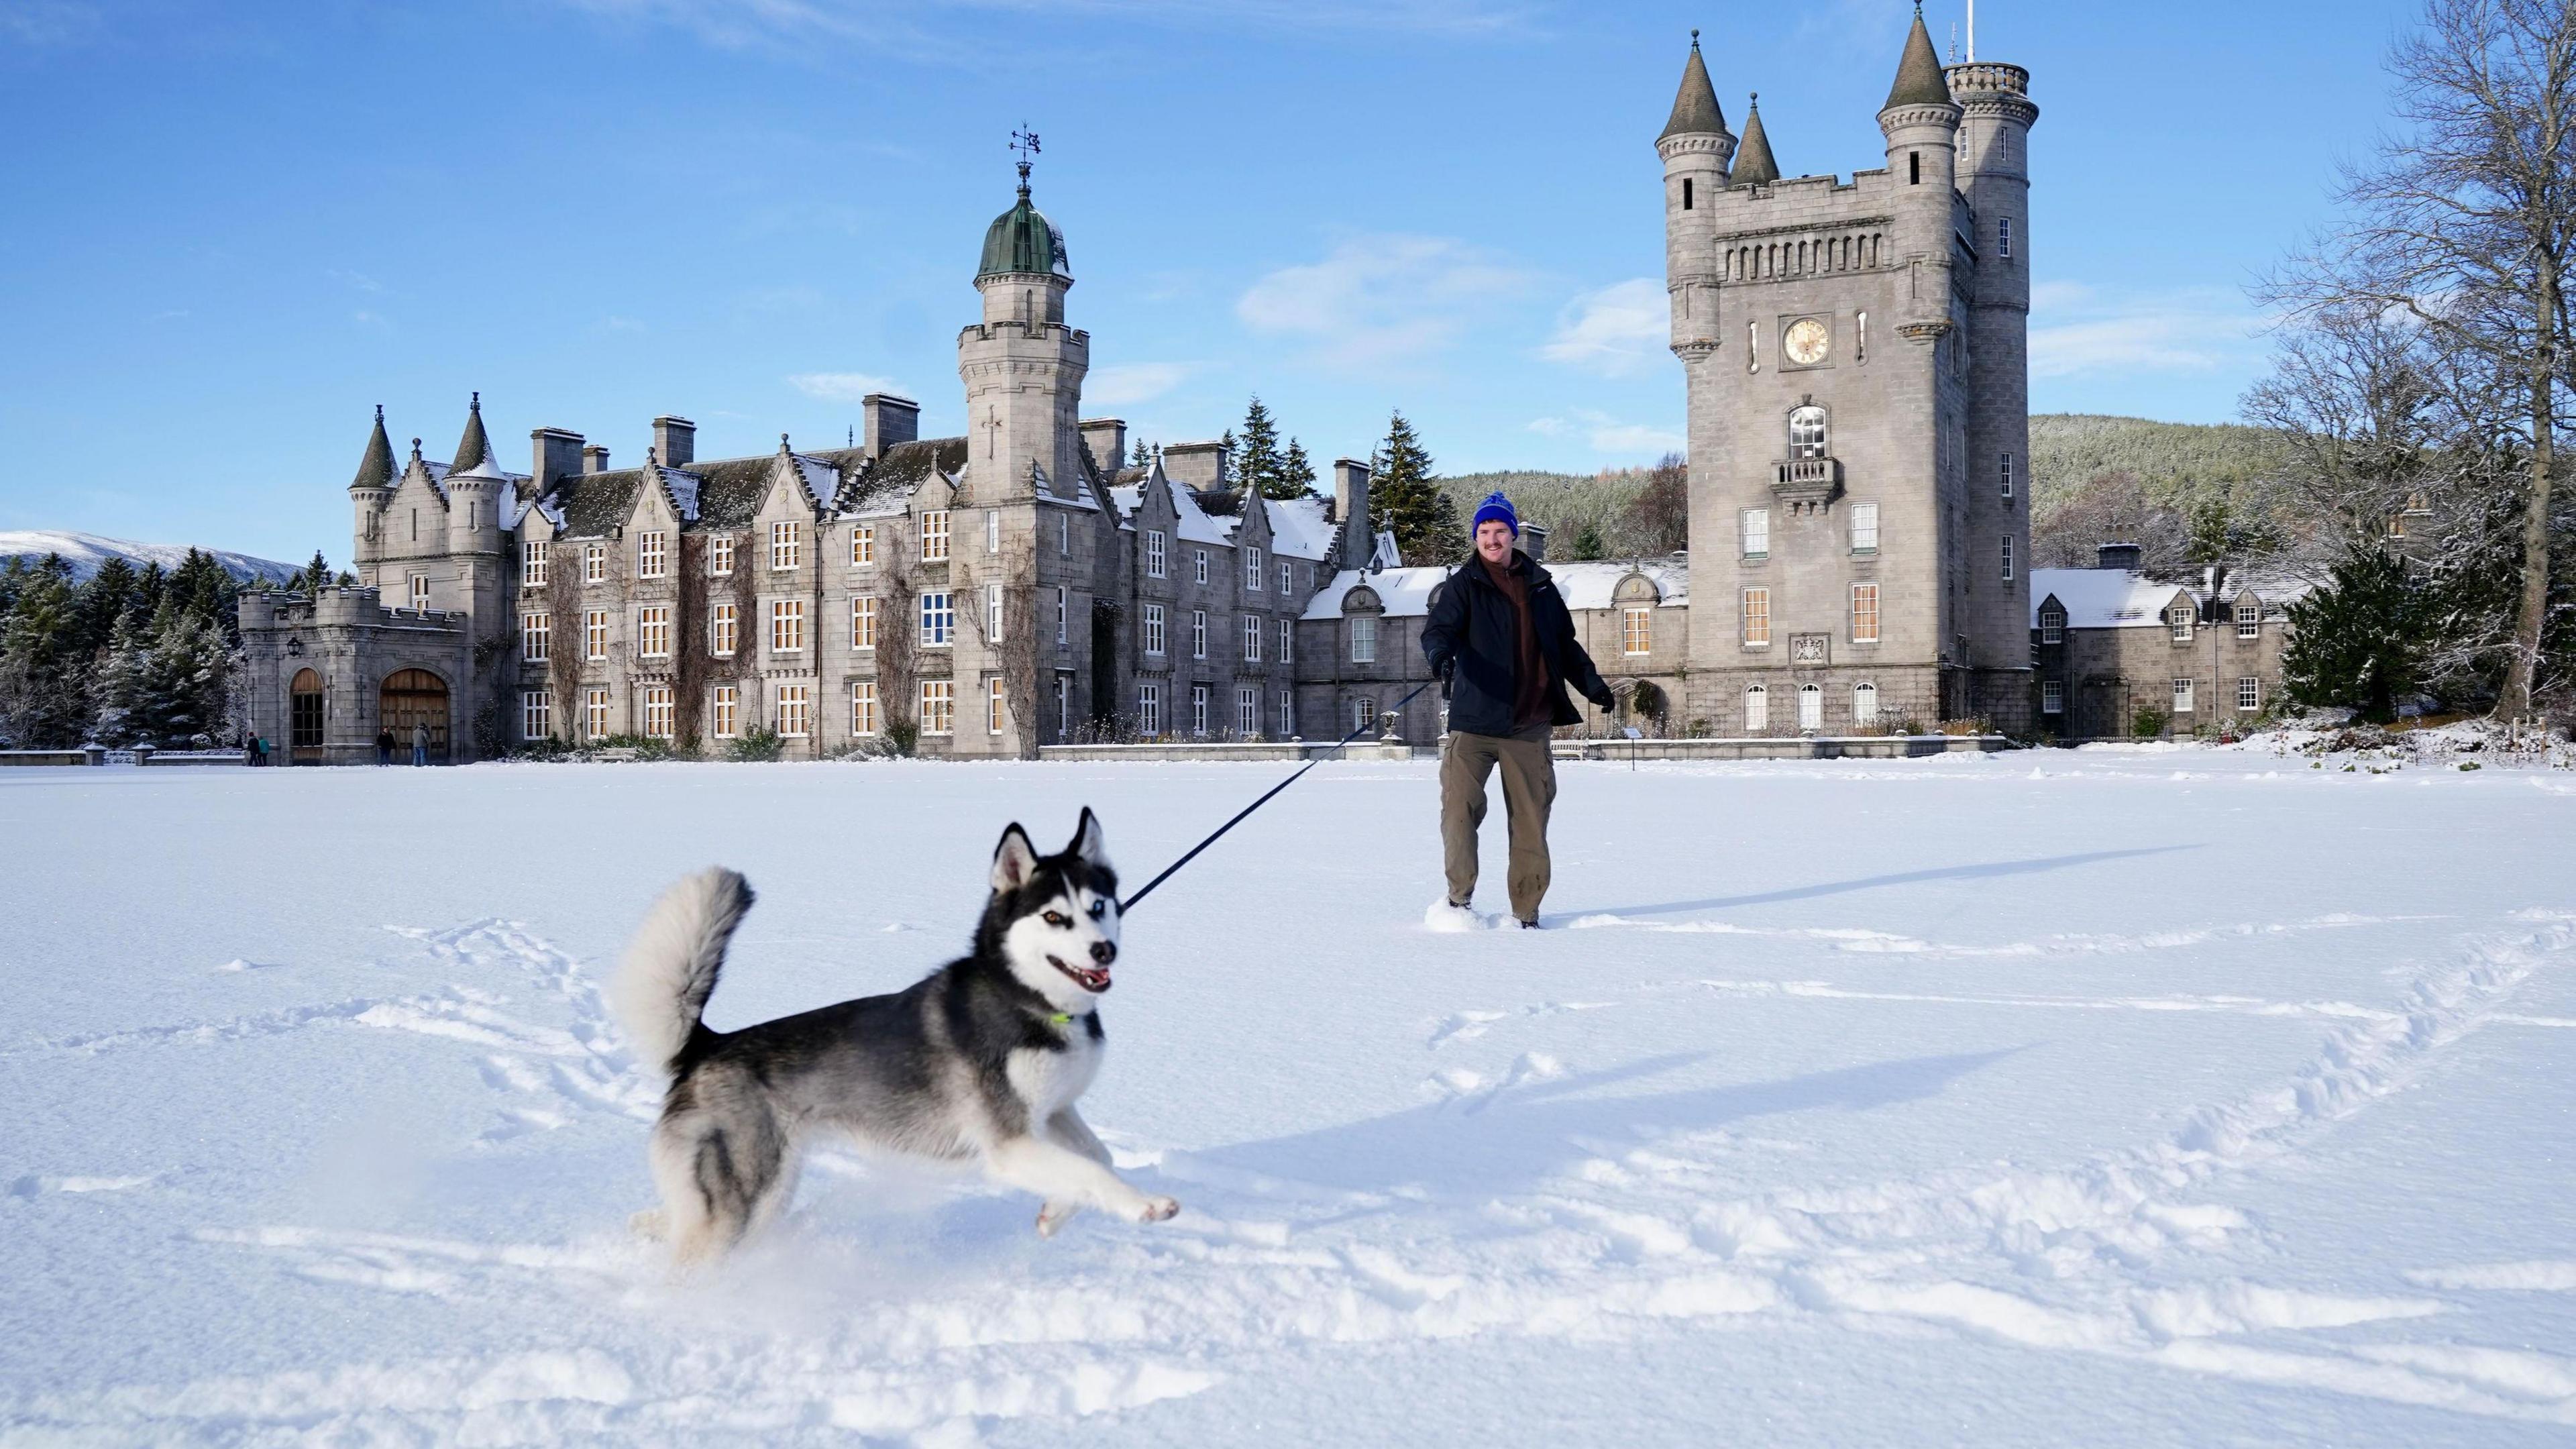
left=1731, top=95, right=1779, bottom=186
left=1883, top=2, right=1954, bottom=110
left=1658, top=31, right=1728, bottom=142
left=450, top=391, right=491, bottom=474
left=350, top=403, right=394, bottom=492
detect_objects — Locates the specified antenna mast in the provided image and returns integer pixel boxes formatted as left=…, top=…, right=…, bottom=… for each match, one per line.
left=1967, top=0, right=1976, bottom=61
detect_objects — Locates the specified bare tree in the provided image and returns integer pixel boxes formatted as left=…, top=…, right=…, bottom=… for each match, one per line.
left=2261, top=0, right=2576, bottom=719
left=2239, top=305, right=2452, bottom=572
left=1621, top=452, right=1689, bottom=555
left=2030, top=470, right=2194, bottom=574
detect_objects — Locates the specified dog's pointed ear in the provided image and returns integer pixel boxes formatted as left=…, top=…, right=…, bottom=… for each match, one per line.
left=1069, top=806, right=1110, bottom=870
left=991, top=823, right=1040, bottom=894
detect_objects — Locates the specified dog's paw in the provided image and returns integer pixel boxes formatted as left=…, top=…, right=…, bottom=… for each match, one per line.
left=1133, top=1195, right=1180, bottom=1224
left=629, top=1208, right=667, bottom=1240
left=1036, top=1201, right=1077, bottom=1238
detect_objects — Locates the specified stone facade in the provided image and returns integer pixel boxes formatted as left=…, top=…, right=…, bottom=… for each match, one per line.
left=2031, top=555, right=2300, bottom=740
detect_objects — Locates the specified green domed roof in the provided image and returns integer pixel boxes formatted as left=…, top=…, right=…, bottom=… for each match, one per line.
left=977, top=186, right=1070, bottom=281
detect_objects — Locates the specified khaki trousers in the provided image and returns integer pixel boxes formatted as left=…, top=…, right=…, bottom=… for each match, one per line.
left=1440, top=725, right=1558, bottom=922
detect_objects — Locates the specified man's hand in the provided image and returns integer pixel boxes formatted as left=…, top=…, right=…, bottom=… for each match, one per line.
left=1585, top=682, right=1617, bottom=712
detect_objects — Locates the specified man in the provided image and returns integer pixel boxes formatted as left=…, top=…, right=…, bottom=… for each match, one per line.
left=411, top=721, right=429, bottom=767
left=375, top=727, right=394, bottom=767
left=1421, top=492, right=1616, bottom=928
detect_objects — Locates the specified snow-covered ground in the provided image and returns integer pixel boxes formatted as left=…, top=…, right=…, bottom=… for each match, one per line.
left=4, top=750, right=2573, bottom=1446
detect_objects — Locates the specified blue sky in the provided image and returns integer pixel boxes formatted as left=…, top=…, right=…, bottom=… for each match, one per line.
left=1, top=0, right=2414, bottom=564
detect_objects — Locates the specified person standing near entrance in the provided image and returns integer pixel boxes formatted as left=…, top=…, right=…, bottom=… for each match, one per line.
left=376, top=727, right=394, bottom=766
left=411, top=721, right=429, bottom=767
left=1421, top=492, right=1616, bottom=928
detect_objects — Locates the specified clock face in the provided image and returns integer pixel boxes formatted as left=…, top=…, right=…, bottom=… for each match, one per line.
left=1784, top=317, right=1831, bottom=366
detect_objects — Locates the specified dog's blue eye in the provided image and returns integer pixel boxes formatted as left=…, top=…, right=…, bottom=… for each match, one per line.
left=1087, top=900, right=1106, bottom=919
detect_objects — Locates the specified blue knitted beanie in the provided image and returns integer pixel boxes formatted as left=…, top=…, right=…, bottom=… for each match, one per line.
left=1471, top=492, right=1518, bottom=537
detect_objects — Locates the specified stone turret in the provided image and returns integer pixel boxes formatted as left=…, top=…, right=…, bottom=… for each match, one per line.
left=1949, top=48, right=2040, bottom=688
left=959, top=159, right=1088, bottom=501
left=349, top=405, right=394, bottom=568
left=1730, top=95, right=1778, bottom=186
left=1878, top=4, right=1962, bottom=336
left=442, top=393, right=504, bottom=560
left=1659, top=32, right=1734, bottom=363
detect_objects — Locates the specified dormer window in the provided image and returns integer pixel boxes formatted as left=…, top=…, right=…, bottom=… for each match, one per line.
left=2040, top=606, right=2065, bottom=644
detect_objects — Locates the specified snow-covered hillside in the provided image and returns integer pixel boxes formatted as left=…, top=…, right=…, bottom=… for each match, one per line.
left=3, top=752, right=2572, bottom=1445
left=0, top=529, right=298, bottom=583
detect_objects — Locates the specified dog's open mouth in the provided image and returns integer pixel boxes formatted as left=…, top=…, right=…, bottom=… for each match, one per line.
left=1048, top=954, right=1112, bottom=993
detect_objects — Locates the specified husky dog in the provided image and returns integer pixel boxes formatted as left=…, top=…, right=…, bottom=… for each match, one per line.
left=611, top=808, right=1178, bottom=1262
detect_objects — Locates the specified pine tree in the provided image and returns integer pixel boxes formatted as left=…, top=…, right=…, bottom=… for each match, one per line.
left=2284, top=548, right=2424, bottom=724
left=294, top=550, right=333, bottom=593
left=1279, top=438, right=1318, bottom=500
left=1236, top=397, right=1287, bottom=499
left=0, top=562, right=88, bottom=747
left=1568, top=522, right=1607, bottom=560
left=1367, top=411, right=1463, bottom=565
left=95, top=604, right=233, bottom=747
left=1130, top=437, right=1155, bottom=470
left=166, top=548, right=239, bottom=643
left=72, top=557, right=138, bottom=656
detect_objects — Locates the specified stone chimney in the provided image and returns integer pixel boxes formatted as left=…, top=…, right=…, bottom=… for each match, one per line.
left=531, top=428, right=584, bottom=490
left=1161, top=440, right=1230, bottom=490
left=583, top=445, right=611, bottom=475
left=1079, top=418, right=1127, bottom=477
left=652, top=416, right=695, bottom=469
left=1521, top=522, right=1550, bottom=563
left=2096, top=541, right=2142, bottom=572
left=1333, top=458, right=1374, bottom=571
left=863, top=394, right=920, bottom=459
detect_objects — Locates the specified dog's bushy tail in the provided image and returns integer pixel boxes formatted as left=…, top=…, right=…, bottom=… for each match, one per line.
left=611, top=867, right=755, bottom=1073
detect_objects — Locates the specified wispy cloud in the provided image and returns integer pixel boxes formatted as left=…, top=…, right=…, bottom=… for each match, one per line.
left=1540, top=278, right=1665, bottom=377
left=2029, top=281, right=2265, bottom=379
left=328, top=268, right=384, bottom=294
left=787, top=372, right=902, bottom=401
left=1087, top=362, right=1194, bottom=407
left=1526, top=409, right=1682, bottom=458
left=1238, top=234, right=1533, bottom=372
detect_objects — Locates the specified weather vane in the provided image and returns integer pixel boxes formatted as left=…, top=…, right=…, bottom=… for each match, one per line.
left=1010, top=125, right=1041, bottom=194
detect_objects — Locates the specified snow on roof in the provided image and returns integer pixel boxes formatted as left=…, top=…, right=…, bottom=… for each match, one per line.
left=1171, top=480, right=1232, bottom=545
left=654, top=466, right=704, bottom=523
left=1265, top=496, right=1335, bottom=561
left=1301, top=558, right=1689, bottom=621
left=790, top=454, right=840, bottom=508
left=1108, top=485, right=1140, bottom=519
left=2031, top=569, right=2195, bottom=629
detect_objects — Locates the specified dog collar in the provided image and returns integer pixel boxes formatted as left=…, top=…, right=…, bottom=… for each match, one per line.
left=1046, top=1012, right=1073, bottom=1026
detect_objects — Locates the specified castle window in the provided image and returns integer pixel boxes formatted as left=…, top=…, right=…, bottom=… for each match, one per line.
left=1741, top=508, right=1769, bottom=559
left=585, top=688, right=611, bottom=742
left=2000, top=217, right=2014, bottom=260
left=1854, top=682, right=1880, bottom=727
left=1741, top=587, right=1771, bottom=648
left=1058, top=512, right=1069, bottom=555
left=410, top=574, right=430, bottom=610
left=1195, top=548, right=1210, bottom=585
left=1142, top=602, right=1166, bottom=655
left=853, top=596, right=878, bottom=650
left=1279, top=689, right=1295, bottom=739
left=637, top=531, right=667, bottom=579
left=522, top=541, right=548, bottom=587
left=769, top=599, right=805, bottom=654
left=1798, top=683, right=1823, bottom=731
left=918, top=592, right=953, bottom=647
left=1191, top=684, right=1210, bottom=736
left=1280, top=559, right=1293, bottom=594
left=1058, top=675, right=1071, bottom=738
left=1682, top=177, right=1693, bottom=210
left=710, top=535, right=735, bottom=577
left=2043, top=680, right=2064, bottom=714
left=1279, top=618, right=1293, bottom=664
left=1243, top=614, right=1262, bottom=663
left=1354, top=695, right=1377, bottom=733
left=851, top=525, right=873, bottom=567
left=1246, top=545, right=1265, bottom=590
left=638, top=604, right=670, bottom=659
left=1057, top=586, right=1069, bottom=645
left=1789, top=406, right=1828, bottom=460
left=919, top=680, right=954, bottom=736
left=584, top=609, right=609, bottom=661
left=711, top=686, right=739, bottom=739
left=1350, top=615, right=1379, bottom=663
left=1146, top=529, right=1167, bottom=578
left=2000, top=453, right=2015, bottom=502
left=769, top=521, right=802, bottom=571
left=411, top=509, right=418, bottom=542
left=1852, top=583, right=1880, bottom=644
left=2237, top=600, right=2261, bottom=638
left=1623, top=606, right=1652, bottom=655
left=1138, top=682, right=1161, bottom=738
left=1909, top=151, right=1921, bottom=185
left=987, top=678, right=1006, bottom=735
left=1192, top=609, right=1208, bottom=659
left=521, top=612, right=548, bottom=663
left=709, top=602, right=737, bottom=658
left=1238, top=686, right=1260, bottom=736
left=2001, top=535, right=2014, bottom=582
left=1851, top=502, right=1880, bottom=553
left=852, top=681, right=878, bottom=737
left=2172, top=678, right=2195, bottom=714
left=922, top=510, right=951, bottom=561
left=1857, top=311, right=1868, bottom=362
left=2239, top=676, right=2263, bottom=712
left=986, top=510, right=1000, bottom=554
left=521, top=690, right=551, bottom=741
left=2169, top=604, right=2194, bottom=643
left=2040, top=605, right=2064, bottom=644
left=985, top=583, right=1003, bottom=642
left=584, top=543, right=606, bottom=584
left=1748, top=321, right=1760, bottom=373
left=1744, top=684, right=1769, bottom=733
left=644, top=686, right=674, bottom=740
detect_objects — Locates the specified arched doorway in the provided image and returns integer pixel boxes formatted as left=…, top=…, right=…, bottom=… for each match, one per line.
left=380, top=669, right=451, bottom=763
left=289, top=668, right=325, bottom=765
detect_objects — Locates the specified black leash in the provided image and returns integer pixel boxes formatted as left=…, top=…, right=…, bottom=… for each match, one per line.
left=1120, top=680, right=1436, bottom=912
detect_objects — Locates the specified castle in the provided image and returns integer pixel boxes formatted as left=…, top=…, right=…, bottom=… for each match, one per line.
left=240, top=11, right=2280, bottom=761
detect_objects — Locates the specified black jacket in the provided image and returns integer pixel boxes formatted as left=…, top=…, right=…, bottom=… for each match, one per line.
left=1421, top=552, right=1613, bottom=737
